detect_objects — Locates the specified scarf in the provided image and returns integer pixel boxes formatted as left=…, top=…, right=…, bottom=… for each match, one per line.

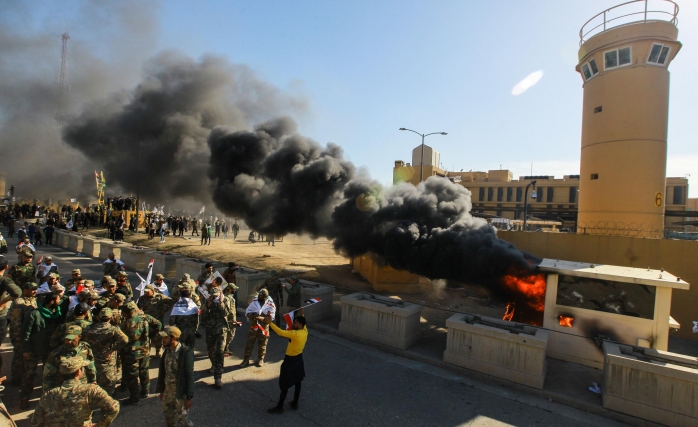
left=38, top=303, right=62, bottom=320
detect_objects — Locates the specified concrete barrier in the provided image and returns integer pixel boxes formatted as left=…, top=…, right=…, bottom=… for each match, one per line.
left=120, top=246, right=156, bottom=271
left=443, top=314, right=548, bottom=390
left=55, top=231, right=70, bottom=249
left=152, top=252, right=186, bottom=279
left=602, top=342, right=698, bottom=427
left=175, top=258, right=226, bottom=283
left=278, top=279, right=335, bottom=323
left=81, top=237, right=101, bottom=258
left=67, top=234, right=84, bottom=253
left=339, top=293, right=422, bottom=350
left=236, top=268, right=270, bottom=308
left=98, top=241, right=125, bottom=261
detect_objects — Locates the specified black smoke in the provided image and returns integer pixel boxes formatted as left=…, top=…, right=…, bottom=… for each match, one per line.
left=62, top=53, right=308, bottom=207
left=208, top=118, right=538, bottom=284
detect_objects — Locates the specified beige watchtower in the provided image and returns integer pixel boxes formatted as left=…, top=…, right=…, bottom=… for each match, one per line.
left=576, top=0, right=681, bottom=238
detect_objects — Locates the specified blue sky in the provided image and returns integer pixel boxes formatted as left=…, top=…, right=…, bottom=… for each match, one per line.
left=21, top=0, right=698, bottom=195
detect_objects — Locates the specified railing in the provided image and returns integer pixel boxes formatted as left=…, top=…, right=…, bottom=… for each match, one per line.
left=580, top=0, right=679, bottom=46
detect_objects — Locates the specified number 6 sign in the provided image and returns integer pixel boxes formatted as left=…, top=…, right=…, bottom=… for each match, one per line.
left=655, top=193, right=663, bottom=207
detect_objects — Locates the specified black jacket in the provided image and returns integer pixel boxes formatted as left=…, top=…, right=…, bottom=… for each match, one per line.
left=156, top=344, right=195, bottom=400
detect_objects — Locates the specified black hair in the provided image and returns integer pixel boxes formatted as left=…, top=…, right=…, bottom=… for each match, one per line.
left=294, top=316, right=307, bottom=327
left=181, top=289, right=191, bottom=298
left=205, top=262, right=213, bottom=268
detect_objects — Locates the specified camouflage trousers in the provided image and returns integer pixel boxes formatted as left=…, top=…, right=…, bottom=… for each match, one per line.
left=224, top=327, right=236, bottom=351
left=162, top=382, right=192, bottom=427
left=243, top=326, right=269, bottom=360
left=122, top=354, right=149, bottom=397
left=10, top=340, right=24, bottom=383
left=95, top=362, right=118, bottom=395
left=21, top=355, right=46, bottom=399
left=205, top=326, right=227, bottom=377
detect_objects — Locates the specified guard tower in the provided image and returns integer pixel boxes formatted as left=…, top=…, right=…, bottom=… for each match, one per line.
left=576, top=0, right=681, bottom=238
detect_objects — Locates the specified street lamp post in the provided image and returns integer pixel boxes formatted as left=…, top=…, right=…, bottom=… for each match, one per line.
left=135, top=140, right=141, bottom=233
left=523, top=180, right=537, bottom=231
left=399, top=128, right=448, bottom=182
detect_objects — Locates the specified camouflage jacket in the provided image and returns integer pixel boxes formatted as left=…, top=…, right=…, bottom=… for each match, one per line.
left=49, top=319, right=93, bottom=351
left=141, top=312, right=163, bottom=341
left=8, top=296, right=36, bottom=343
left=109, top=308, right=124, bottom=328
left=224, top=294, right=237, bottom=327
left=65, top=306, right=93, bottom=323
left=30, top=379, right=119, bottom=427
left=169, top=312, right=199, bottom=332
left=196, top=272, right=214, bottom=287
left=171, top=280, right=199, bottom=304
left=43, top=342, right=97, bottom=391
left=82, top=321, right=129, bottom=365
left=9, top=263, right=35, bottom=292
left=201, top=297, right=230, bottom=329
left=258, top=277, right=284, bottom=304
left=120, top=314, right=150, bottom=359
left=117, top=281, right=133, bottom=299
left=138, top=293, right=173, bottom=320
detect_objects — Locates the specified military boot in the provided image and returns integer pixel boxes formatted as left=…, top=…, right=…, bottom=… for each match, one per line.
left=214, top=377, right=223, bottom=389
left=239, top=358, right=250, bottom=367
left=140, top=384, right=149, bottom=398
left=255, top=358, right=264, bottom=368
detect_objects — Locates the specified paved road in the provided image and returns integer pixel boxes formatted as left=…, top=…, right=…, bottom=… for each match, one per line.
left=0, top=224, right=629, bottom=427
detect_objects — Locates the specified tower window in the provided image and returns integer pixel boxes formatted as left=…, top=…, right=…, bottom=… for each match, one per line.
left=590, top=173, right=599, bottom=180
left=479, top=188, right=485, bottom=201
left=506, top=187, right=513, bottom=202
left=516, top=187, right=522, bottom=202
left=581, top=59, right=599, bottom=81
left=594, top=106, right=602, bottom=113
left=487, top=188, right=493, bottom=201
left=546, top=187, right=554, bottom=202
left=604, top=46, right=631, bottom=70
left=497, top=188, right=503, bottom=202
left=648, top=43, right=671, bottom=65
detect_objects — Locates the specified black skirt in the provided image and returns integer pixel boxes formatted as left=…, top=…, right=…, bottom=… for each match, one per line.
left=279, top=354, right=305, bottom=389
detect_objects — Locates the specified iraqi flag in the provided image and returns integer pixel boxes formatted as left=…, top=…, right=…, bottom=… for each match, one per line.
left=283, top=298, right=322, bottom=330
left=36, top=256, right=43, bottom=265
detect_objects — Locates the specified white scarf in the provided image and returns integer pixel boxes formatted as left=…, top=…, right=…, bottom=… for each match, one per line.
left=245, top=297, right=276, bottom=318
left=170, top=297, right=199, bottom=316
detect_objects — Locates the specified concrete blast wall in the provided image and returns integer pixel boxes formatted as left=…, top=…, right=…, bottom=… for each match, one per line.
left=498, top=231, right=698, bottom=340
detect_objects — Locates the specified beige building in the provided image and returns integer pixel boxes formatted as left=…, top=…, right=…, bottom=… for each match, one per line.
left=393, top=155, right=692, bottom=233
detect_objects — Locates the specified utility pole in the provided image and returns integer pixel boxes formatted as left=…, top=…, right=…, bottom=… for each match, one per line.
left=56, top=31, right=70, bottom=119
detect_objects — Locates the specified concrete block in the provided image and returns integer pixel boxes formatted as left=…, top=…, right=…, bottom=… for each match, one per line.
left=339, top=293, right=422, bottom=350
left=602, top=342, right=698, bottom=427
left=98, top=241, right=125, bottom=261
left=236, top=268, right=270, bottom=308
left=55, top=231, right=70, bottom=249
left=443, top=314, right=548, bottom=389
left=81, top=237, right=101, bottom=258
left=152, top=252, right=186, bottom=279
left=352, top=254, right=425, bottom=294
left=120, top=246, right=156, bottom=271
left=67, top=234, right=84, bottom=253
left=279, top=279, right=335, bottom=323
left=174, top=258, right=226, bottom=284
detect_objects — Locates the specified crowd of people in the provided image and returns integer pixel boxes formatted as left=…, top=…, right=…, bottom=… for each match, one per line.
left=0, top=220, right=309, bottom=427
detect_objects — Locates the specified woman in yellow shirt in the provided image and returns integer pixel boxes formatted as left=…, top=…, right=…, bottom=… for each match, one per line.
left=266, top=313, right=308, bottom=414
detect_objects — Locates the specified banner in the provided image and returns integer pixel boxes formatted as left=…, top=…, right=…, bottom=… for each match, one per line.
left=170, top=297, right=199, bottom=316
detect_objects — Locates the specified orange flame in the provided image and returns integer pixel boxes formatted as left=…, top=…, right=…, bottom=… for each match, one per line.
left=501, top=273, right=547, bottom=312
left=559, top=316, right=574, bottom=328
left=502, top=302, right=515, bottom=321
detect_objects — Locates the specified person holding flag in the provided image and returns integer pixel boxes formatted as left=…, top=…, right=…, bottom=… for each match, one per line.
left=240, top=289, right=275, bottom=368
left=266, top=311, right=308, bottom=414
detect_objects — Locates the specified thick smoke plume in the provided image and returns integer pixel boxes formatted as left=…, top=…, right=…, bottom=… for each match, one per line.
left=208, top=118, right=538, bottom=284
left=63, top=53, right=307, bottom=207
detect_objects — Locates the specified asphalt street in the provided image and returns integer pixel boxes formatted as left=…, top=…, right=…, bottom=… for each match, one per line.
left=0, top=224, right=630, bottom=427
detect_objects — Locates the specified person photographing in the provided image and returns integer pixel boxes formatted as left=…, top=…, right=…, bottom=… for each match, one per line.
left=265, top=312, right=308, bottom=414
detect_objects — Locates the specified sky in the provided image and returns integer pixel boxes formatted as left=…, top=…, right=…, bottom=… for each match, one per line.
left=7, top=0, right=698, bottom=196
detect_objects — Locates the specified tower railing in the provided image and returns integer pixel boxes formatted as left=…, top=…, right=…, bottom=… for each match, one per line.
left=579, top=0, right=679, bottom=46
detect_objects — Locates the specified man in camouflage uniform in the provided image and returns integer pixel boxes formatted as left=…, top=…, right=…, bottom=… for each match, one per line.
left=8, top=281, right=37, bottom=386
left=0, top=255, right=23, bottom=378
left=30, top=356, right=120, bottom=427
left=171, top=274, right=197, bottom=301
left=65, top=290, right=99, bottom=322
left=240, top=289, right=274, bottom=368
left=138, top=283, right=173, bottom=357
left=10, top=249, right=36, bottom=290
left=121, top=301, right=158, bottom=404
left=102, top=252, right=124, bottom=278
left=222, top=281, right=238, bottom=355
left=257, top=270, right=283, bottom=325
left=20, top=290, right=63, bottom=408
left=156, top=326, right=194, bottom=427
left=63, top=268, right=82, bottom=290
left=114, top=271, right=133, bottom=301
left=50, top=302, right=92, bottom=350
left=169, top=289, right=200, bottom=350
left=82, top=307, right=129, bottom=395
left=43, top=324, right=97, bottom=391
left=201, top=280, right=229, bottom=388
left=107, top=294, right=126, bottom=327
left=94, top=278, right=117, bottom=315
